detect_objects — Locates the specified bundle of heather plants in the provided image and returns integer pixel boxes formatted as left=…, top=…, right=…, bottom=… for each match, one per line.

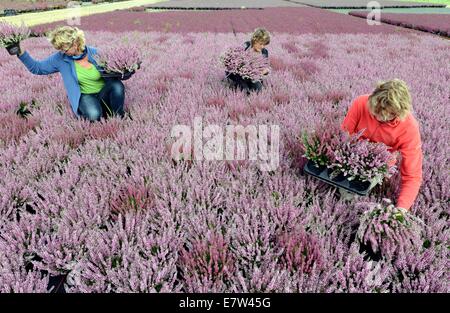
left=301, top=117, right=396, bottom=185
left=356, top=199, right=424, bottom=260
left=221, top=46, right=270, bottom=82
left=94, top=45, right=142, bottom=76
left=327, top=130, right=397, bottom=183
left=0, top=21, right=30, bottom=49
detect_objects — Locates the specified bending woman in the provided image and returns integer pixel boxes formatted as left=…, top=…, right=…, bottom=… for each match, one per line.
left=342, top=79, right=423, bottom=211
left=16, top=26, right=125, bottom=121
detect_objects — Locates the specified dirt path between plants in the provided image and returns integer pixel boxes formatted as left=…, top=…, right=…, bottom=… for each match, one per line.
left=0, top=0, right=166, bottom=27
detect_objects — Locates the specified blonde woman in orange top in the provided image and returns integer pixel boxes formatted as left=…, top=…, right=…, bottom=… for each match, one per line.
left=341, top=79, right=423, bottom=211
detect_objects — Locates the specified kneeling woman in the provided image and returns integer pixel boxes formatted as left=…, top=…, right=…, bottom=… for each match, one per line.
left=17, top=26, right=124, bottom=121
left=227, top=27, right=271, bottom=93
left=342, top=79, right=423, bottom=211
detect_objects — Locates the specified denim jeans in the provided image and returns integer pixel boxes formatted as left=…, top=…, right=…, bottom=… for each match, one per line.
left=77, top=79, right=125, bottom=122
left=226, top=72, right=263, bottom=94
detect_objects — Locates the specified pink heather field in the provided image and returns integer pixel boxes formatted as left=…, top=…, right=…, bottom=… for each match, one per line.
left=349, top=10, right=450, bottom=37
left=0, top=4, right=449, bottom=295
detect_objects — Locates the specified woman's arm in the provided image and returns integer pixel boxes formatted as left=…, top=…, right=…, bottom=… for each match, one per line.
left=341, top=95, right=365, bottom=134
left=396, top=123, right=423, bottom=210
left=17, top=50, right=60, bottom=75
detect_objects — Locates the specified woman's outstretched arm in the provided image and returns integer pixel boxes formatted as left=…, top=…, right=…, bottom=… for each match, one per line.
left=17, top=49, right=60, bottom=75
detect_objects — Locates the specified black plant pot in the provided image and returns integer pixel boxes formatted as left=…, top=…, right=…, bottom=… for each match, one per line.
left=327, top=169, right=346, bottom=182
left=359, top=240, right=382, bottom=262
left=305, top=160, right=326, bottom=175
left=6, top=42, right=20, bottom=56
left=99, top=69, right=135, bottom=81
left=349, top=179, right=371, bottom=192
left=48, top=273, right=67, bottom=293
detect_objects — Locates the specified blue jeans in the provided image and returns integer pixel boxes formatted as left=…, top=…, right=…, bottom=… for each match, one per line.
left=77, top=79, right=125, bottom=122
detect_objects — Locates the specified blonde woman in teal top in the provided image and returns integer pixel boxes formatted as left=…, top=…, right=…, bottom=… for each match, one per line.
left=15, top=26, right=125, bottom=121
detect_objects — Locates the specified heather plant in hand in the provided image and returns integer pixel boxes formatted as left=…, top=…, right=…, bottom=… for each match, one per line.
left=0, top=21, right=30, bottom=48
left=356, top=199, right=424, bottom=260
left=94, top=45, right=142, bottom=76
left=221, top=46, right=270, bottom=82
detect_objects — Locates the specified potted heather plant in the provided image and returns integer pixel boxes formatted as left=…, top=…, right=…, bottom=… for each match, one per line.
left=221, top=46, right=270, bottom=83
left=0, top=21, right=30, bottom=55
left=328, top=131, right=396, bottom=192
left=301, top=130, right=328, bottom=175
left=94, top=45, right=142, bottom=81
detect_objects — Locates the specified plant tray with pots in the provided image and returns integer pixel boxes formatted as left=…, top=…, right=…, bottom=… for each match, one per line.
left=303, top=160, right=371, bottom=196
left=98, top=69, right=135, bottom=81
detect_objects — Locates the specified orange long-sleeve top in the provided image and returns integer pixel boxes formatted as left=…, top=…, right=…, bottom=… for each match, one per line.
left=341, top=94, right=423, bottom=210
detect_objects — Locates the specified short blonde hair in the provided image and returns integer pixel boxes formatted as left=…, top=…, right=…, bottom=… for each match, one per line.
left=251, top=28, right=271, bottom=46
left=368, top=79, right=412, bottom=121
left=48, top=26, right=85, bottom=51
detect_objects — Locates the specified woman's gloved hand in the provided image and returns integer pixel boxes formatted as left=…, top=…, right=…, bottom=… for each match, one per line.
left=6, top=41, right=22, bottom=56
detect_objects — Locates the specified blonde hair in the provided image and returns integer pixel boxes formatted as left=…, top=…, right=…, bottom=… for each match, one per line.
left=368, top=79, right=412, bottom=121
left=48, top=26, right=85, bottom=51
left=251, top=28, right=271, bottom=46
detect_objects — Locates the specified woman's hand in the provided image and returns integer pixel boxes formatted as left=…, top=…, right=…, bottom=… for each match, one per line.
left=394, top=207, right=408, bottom=219
left=5, top=42, right=22, bottom=56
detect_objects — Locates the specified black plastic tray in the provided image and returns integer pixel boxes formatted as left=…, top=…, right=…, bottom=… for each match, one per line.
left=303, top=160, right=371, bottom=196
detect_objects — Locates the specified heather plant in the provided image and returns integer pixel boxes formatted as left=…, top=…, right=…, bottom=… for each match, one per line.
left=109, top=183, right=155, bottom=219
left=301, top=131, right=329, bottom=168
left=356, top=199, right=424, bottom=260
left=327, top=131, right=396, bottom=182
left=179, top=234, right=236, bottom=292
left=94, top=45, right=142, bottom=76
left=0, top=112, right=40, bottom=147
left=276, top=229, right=323, bottom=274
left=221, top=46, right=270, bottom=83
left=0, top=21, right=30, bottom=48
left=300, top=117, right=342, bottom=168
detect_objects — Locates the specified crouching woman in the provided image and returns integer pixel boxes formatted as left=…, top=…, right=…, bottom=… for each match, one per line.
left=227, top=27, right=271, bottom=93
left=17, top=26, right=125, bottom=121
left=341, top=79, right=423, bottom=211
